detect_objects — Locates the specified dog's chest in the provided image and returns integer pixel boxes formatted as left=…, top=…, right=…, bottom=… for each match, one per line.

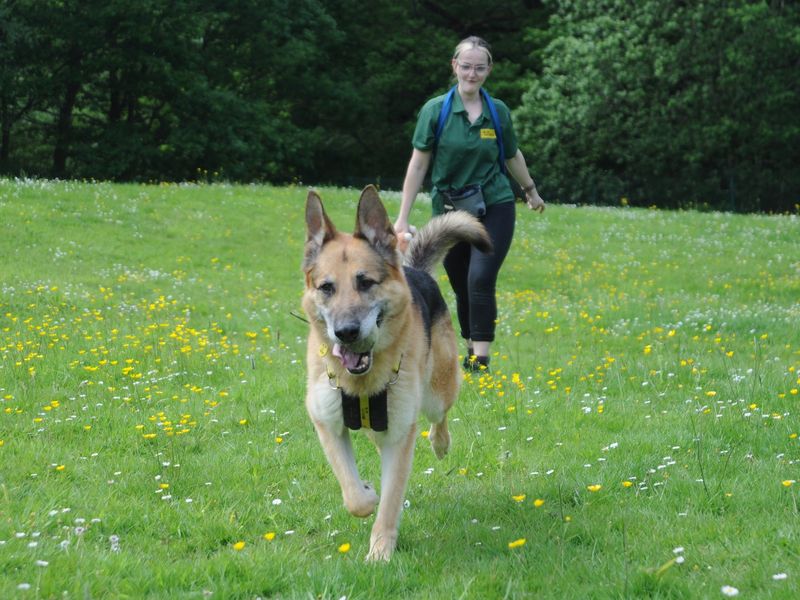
left=308, top=374, right=418, bottom=441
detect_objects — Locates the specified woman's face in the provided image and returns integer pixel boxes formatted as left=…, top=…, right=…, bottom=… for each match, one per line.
left=452, top=47, right=492, bottom=93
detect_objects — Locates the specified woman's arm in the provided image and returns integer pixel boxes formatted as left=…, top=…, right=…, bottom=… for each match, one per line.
left=505, top=149, right=545, bottom=212
left=395, top=148, right=432, bottom=233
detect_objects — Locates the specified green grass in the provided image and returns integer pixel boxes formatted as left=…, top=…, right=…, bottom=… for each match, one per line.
left=1, top=178, right=799, bottom=599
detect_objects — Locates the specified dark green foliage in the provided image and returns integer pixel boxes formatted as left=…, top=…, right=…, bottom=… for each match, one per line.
left=515, top=0, right=800, bottom=212
left=2, top=1, right=797, bottom=211
left=0, top=1, right=549, bottom=186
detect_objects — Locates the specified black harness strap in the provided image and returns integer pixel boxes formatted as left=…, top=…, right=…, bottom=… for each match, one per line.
left=341, top=389, right=389, bottom=432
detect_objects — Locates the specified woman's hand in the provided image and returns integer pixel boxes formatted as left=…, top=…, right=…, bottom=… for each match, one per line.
left=393, top=220, right=416, bottom=253
left=393, top=218, right=409, bottom=237
left=525, top=188, right=545, bottom=212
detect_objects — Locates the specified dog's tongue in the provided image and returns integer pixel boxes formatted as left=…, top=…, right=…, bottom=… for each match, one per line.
left=333, top=343, right=362, bottom=371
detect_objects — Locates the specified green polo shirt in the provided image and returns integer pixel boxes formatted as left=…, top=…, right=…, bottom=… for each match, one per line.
left=412, top=89, right=518, bottom=215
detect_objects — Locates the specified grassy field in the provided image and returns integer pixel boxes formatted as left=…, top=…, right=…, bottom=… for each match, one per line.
left=1, top=178, right=799, bottom=599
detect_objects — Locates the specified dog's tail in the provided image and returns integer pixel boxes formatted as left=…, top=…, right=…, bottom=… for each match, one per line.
left=404, top=211, right=492, bottom=274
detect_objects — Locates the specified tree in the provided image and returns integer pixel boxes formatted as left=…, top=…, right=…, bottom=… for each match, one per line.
left=515, top=0, right=800, bottom=211
left=1, top=0, right=551, bottom=186
left=0, top=1, right=49, bottom=172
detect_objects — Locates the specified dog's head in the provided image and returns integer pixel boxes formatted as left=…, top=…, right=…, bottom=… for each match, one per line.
left=302, top=185, right=407, bottom=376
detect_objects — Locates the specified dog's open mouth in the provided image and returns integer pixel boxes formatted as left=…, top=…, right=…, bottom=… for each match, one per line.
left=333, top=343, right=373, bottom=375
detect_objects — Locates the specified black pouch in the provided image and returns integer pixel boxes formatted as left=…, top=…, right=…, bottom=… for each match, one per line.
left=442, top=184, right=486, bottom=218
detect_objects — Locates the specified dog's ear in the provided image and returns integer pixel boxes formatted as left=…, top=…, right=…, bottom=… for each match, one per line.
left=355, top=185, right=398, bottom=265
left=304, top=190, right=337, bottom=271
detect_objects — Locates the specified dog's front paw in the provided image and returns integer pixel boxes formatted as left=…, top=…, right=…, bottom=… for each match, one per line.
left=366, top=529, right=397, bottom=563
left=344, top=482, right=379, bottom=518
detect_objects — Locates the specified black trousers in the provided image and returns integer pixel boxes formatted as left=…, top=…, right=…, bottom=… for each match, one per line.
left=443, top=200, right=515, bottom=343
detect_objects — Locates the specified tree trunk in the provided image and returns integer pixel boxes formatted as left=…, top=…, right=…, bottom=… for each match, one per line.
left=1, top=124, right=9, bottom=166
left=109, top=70, right=123, bottom=123
left=1, top=98, right=10, bottom=166
left=127, top=93, right=138, bottom=124
left=53, top=81, right=80, bottom=178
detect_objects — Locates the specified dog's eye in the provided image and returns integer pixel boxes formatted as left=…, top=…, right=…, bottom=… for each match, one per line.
left=357, top=277, right=377, bottom=292
left=318, top=282, right=335, bottom=296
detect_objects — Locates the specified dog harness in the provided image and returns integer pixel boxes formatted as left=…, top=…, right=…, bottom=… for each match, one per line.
left=341, top=389, right=389, bottom=432
left=321, top=344, right=401, bottom=432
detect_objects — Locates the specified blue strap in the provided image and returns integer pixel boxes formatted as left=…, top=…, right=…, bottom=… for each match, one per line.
left=434, top=87, right=456, bottom=146
left=434, top=85, right=506, bottom=174
left=481, top=88, right=506, bottom=173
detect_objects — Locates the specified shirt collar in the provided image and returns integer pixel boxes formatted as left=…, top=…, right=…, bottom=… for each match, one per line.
left=451, top=90, right=488, bottom=122
left=451, top=90, right=467, bottom=113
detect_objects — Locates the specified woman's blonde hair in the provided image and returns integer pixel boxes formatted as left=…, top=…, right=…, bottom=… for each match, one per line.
left=452, top=36, right=493, bottom=64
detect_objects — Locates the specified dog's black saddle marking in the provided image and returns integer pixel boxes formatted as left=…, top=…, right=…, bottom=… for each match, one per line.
left=403, top=266, right=447, bottom=346
left=341, top=389, right=388, bottom=432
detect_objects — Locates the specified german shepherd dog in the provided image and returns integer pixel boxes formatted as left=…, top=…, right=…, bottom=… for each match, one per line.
left=302, top=185, right=491, bottom=561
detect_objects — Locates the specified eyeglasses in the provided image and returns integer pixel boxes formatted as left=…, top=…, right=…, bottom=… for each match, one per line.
left=456, top=62, right=489, bottom=75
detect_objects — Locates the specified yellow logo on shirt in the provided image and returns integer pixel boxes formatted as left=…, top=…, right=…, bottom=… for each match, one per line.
left=480, top=128, right=497, bottom=139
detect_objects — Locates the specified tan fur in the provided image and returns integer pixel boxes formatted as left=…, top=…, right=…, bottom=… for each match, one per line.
left=302, top=185, right=488, bottom=562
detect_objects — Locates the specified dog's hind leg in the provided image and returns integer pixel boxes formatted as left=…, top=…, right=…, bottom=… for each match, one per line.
left=313, top=422, right=379, bottom=518
left=423, top=392, right=452, bottom=459
left=366, top=425, right=417, bottom=562
left=428, top=416, right=451, bottom=460
left=424, top=322, right=460, bottom=459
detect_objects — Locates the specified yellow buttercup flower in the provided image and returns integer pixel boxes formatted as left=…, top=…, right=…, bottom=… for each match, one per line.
left=508, top=538, right=526, bottom=549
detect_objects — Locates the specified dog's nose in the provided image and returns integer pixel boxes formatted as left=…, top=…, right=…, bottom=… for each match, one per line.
left=335, top=324, right=360, bottom=344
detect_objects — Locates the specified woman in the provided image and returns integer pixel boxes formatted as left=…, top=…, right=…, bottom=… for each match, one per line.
left=394, top=36, right=545, bottom=371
